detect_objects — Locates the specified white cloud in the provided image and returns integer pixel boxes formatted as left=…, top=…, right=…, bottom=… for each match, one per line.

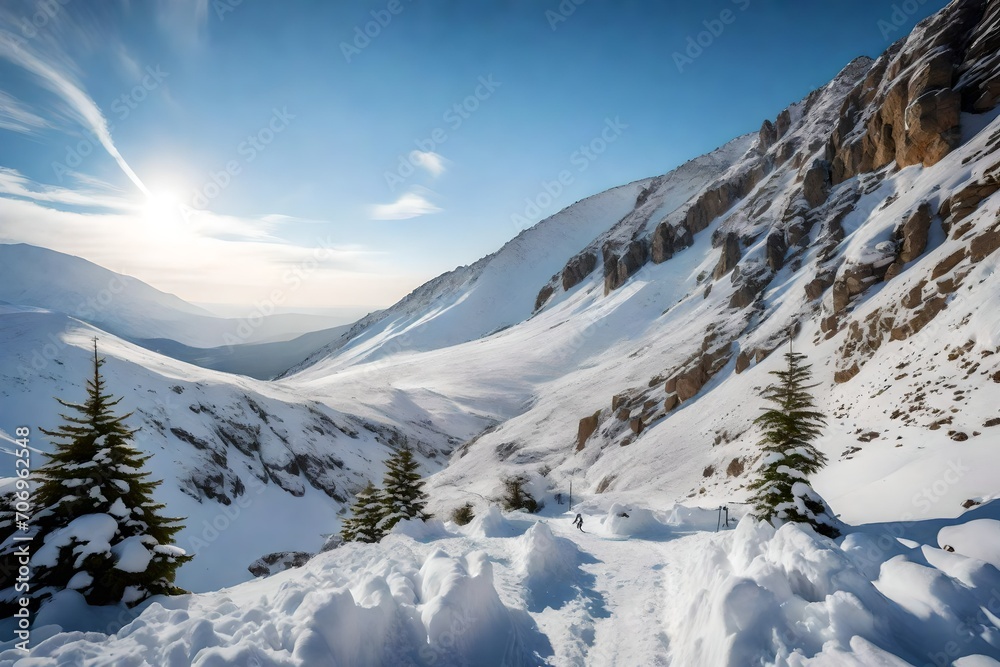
left=0, top=191, right=403, bottom=309
left=409, top=150, right=447, bottom=178
left=0, top=167, right=131, bottom=210
left=369, top=189, right=442, bottom=220
left=0, top=29, right=149, bottom=195
left=0, top=91, right=51, bottom=134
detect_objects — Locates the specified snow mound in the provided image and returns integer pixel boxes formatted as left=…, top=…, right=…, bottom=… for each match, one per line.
left=0, top=540, right=549, bottom=666
left=665, top=516, right=1000, bottom=666
left=389, top=518, right=454, bottom=542
left=938, top=519, right=1000, bottom=569
left=464, top=505, right=519, bottom=538
left=602, top=503, right=671, bottom=538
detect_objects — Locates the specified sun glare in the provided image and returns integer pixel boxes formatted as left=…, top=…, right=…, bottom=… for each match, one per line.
left=140, top=189, right=188, bottom=238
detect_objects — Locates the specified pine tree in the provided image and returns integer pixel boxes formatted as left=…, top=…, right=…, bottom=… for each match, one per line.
left=747, top=342, right=840, bottom=538
left=500, top=475, right=540, bottom=513
left=0, top=340, right=191, bottom=611
left=378, top=446, right=431, bottom=533
left=340, top=482, right=385, bottom=543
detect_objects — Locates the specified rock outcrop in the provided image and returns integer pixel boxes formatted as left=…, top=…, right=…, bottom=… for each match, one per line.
left=562, top=251, right=598, bottom=291
left=898, top=202, right=932, bottom=262
left=650, top=221, right=694, bottom=263
left=713, top=233, right=741, bottom=280
left=829, top=0, right=1000, bottom=185
left=802, top=160, right=832, bottom=208
left=248, top=551, right=313, bottom=577
left=577, top=412, right=600, bottom=450
left=603, top=239, right=648, bottom=294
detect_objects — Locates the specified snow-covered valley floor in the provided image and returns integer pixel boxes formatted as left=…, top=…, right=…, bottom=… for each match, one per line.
left=3, top=497, right=998, bottom=666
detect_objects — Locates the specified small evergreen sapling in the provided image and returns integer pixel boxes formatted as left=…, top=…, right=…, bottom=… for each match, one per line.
left=747, top=343, right=840, bottom=538
left=378, top=446, right=432, bottom=533
left=340, top=482, right=385, bottom=543
left=340, top=446, right=432, bottom=543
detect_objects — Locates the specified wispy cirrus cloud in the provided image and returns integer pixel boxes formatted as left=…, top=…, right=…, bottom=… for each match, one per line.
left=0, top=90, right=51, bottom=134
left=369, top=188, right=442, bottom=220
left=0, top=29, right=149, bottom=195
left=0, top=167, right=131, bottom=210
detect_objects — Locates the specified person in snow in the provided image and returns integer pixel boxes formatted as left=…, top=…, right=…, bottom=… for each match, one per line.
left=574, top=513, right=584, bottom=531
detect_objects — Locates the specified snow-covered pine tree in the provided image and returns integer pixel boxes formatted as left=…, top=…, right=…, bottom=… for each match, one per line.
left=340, top=482, right=385, bottom=543
left=747, top=342, right=840, bottom=538
left=1, top=340, right=191, bottom=610
left=378, top=446, right=431, bottom=533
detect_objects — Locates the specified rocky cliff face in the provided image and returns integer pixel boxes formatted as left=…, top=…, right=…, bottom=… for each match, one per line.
left=829, top=0, right=1000, bottom=182
left=540, top=0, right=1000, bottom=465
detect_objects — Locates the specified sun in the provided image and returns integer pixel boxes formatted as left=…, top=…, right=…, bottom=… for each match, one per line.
left=140, top=189, right=188, bottom=236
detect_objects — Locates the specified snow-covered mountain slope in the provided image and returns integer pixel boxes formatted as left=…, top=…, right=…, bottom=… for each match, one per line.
left=0, top=306, right=455, bottom=591
left=0, top=244, right=345, bottom=350
left=281, top=0, right=1000, bottom=527
left=1, top=1, right=999, bottom=663
left=3, top=500, right=999, bottom=665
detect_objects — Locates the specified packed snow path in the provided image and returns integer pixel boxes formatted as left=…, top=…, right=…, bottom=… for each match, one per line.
left=1, top=500, right=999, bottom=666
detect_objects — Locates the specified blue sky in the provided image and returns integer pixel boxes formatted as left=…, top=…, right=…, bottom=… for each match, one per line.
left=0, top=0, right=947, bottom=313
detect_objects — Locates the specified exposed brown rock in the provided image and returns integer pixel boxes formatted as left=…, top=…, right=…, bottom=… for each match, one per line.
left=735, top=350, right=751, bottom=374
left=931, top=248, right=967, bottom=279
left=675, top=364, right=708, bottom=402
left=898, top=202, right=932, bottom=262
left=805, top=274, right=833, bottom=300
left=729, top=280, right=763, bottom=309
left=901, top=88, right=961, bottom=167
left=821, top=314, right=840, bottom=336
left=832, top=280, right=851, bottom=313
left=827, top=4, right=1000, bottom=185
left=683, top=167, right=766, bottom=236
left=534, top=284, right=554, bottom=312
left=628, top=417, right=643, bottom=434
left=766, top=231, right=787, bottom=271
left=802, top=160, right=831, bottom=208
left=902, top=281, right=925, bottom=309
left=834, top=362, right=861, bottom=384
left=616, top=408, right=630, bottom=421
left=726, top=457, right=745, bottom=477
left=890, top=296, right=947, bottom=340
left=561, top=252, right=597, bottom=291
left=650, top=221, right=693, bottom=263
left=775, top=108, right=791, bottom=138
left=937, top=276, right=959, bottom=294
left=942, top=179, right=1000, bottom=232
left=611, top=393, right=628, bottom=411
left=883, top=261, right=904, bottom=282
left=713, top=233, right=741, bottom=280
left=910, top=48, right=955, bottom=94
left=663, top=393, right=679, bottom=412
left=758, top=119, right=777, bottom=152
left=970, top=228, right=1000, bottom=262
left=577, top=413, right=599, bottom=451
left=604, top=240, right=648, bottom=294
